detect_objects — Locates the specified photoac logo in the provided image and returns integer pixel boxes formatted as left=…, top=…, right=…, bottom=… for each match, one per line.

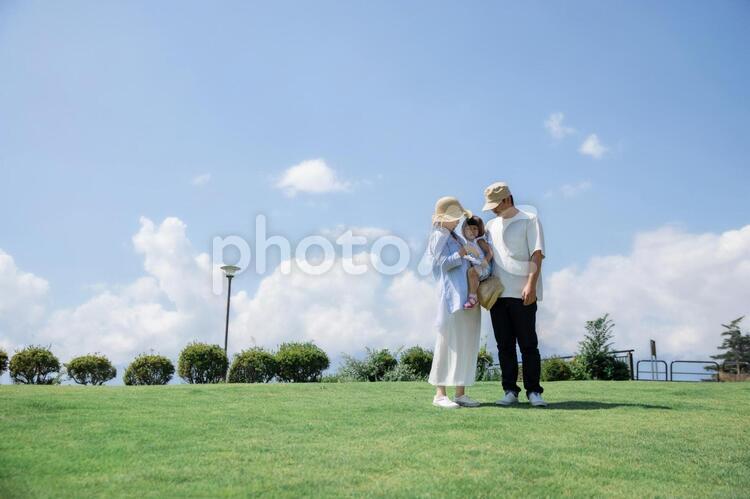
left=211, top=209, right=539, bottom=294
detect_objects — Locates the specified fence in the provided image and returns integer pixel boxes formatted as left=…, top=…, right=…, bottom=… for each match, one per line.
left=486, top=351, right=721, bottom=383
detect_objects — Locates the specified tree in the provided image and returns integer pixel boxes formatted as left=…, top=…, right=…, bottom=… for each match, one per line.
left=711, top=317, right=750, bottom=375
left=577, top=314, right=615, bottom=379
left=0, top=349, right=8, bottom=379
left=9, top=346, right=61, bottom=384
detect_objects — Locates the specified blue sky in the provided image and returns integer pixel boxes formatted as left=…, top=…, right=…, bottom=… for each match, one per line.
left=1, top=1, right=749, bottom=379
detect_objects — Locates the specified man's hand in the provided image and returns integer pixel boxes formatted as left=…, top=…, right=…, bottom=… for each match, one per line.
left=521, top=282, right=537, bottom=306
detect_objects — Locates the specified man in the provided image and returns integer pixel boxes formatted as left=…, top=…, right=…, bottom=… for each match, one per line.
left=483, top=181, right=547, bottom=407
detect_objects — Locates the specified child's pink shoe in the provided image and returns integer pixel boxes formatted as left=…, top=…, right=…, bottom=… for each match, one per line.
left=463, top=294, right=478, bottom=309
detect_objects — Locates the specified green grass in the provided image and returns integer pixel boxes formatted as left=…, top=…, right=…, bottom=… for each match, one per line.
left=1, top=381, right=748, bottom=498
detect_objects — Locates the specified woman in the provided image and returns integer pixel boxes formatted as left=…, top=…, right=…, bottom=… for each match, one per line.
left=426, top=196, right=482, bottom=409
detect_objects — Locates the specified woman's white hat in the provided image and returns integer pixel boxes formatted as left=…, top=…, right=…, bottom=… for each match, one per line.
left=432, top=196, right=472, bottom=224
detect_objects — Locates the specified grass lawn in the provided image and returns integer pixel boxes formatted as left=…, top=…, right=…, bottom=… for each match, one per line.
left=1, top=381, right=748, bottom=498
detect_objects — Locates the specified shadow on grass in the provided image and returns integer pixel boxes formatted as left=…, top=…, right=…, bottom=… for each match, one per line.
left=477, top=401, right=672, bottom=410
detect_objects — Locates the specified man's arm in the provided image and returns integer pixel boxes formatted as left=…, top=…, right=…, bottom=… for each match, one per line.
left=522, top=249, right=543, bottom=305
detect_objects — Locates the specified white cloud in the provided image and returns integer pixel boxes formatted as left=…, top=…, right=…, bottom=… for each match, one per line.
left=34, top=217, right=226, bottom=365
left=319, top=225, right=392, bottom=242
left=545, top=180, right=593, bottom=199
left=191, top=173, right=211, bottom=186
left=276, top=159, right=351, bottom=197
left=579, top=134, right=608, bottom=159
left=538, top=225, right=750, bottom=360
left=0, top=250, right=49, bottom=352
left=544, top=112, right=575, bottom=140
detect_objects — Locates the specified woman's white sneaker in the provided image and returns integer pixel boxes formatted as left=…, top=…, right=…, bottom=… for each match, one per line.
left=433, top=395, right=460, bottom=409
left=528, top=392, right=548, bottom=407
left=495, top=391, right=519, bottom=406
left=453, top=394, right=480, bottom=407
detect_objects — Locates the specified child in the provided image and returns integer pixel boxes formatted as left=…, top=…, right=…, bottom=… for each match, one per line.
left=462, top=216, right=493, bottom=309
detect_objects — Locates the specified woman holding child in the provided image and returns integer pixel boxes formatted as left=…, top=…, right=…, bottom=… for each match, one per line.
left=426, top=196, right=491, bottom=409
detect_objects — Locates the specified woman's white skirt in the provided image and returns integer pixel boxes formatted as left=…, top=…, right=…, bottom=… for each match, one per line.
left=428, top=307, right=481, bottom=387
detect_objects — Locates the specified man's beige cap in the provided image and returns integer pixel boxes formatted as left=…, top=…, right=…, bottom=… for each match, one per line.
left=432, top=196, right=472, bottom=224
left=482, top=182, right=512, bottom=211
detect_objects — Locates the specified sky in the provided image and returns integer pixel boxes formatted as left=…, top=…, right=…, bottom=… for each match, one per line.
left=1, top=1, right=749, bottom=383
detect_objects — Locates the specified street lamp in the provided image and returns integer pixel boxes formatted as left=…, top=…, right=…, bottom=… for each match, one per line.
left=220, top=265, right=240, bottom=355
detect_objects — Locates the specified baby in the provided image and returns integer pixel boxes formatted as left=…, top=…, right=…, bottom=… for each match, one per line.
left=462, top=216, right=493, bottom=309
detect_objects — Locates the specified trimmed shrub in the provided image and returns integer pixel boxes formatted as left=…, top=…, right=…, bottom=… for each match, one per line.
left=123, top=354, right=174, bottom=385
left=178, top=342, right=228, bottom=384
left=0, top=348, right=8, bottom=377
left=541, top=357, right=573, bottom=382
left=65, top=354, right=117, bottom=385
left=382, top=363, right=422, bottom=381
left=476, top=344, right=494, bottom=381
left=275, top=342, right=329, bottom=382
left=9, top=346, right=61, bottom=384
left=400, top=346, right=433, bottom=379
left=228, top=347, right=277, bottom=383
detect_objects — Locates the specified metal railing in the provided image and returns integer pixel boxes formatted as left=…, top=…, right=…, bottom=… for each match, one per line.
left=635, top=360, right=668, bottom=381
left=670, top=360, right=720, bottom=382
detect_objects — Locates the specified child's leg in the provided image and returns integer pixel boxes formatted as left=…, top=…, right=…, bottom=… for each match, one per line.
left=464, top=267, right=479, bottom=309
left=468, top=266, right=479, bottom=295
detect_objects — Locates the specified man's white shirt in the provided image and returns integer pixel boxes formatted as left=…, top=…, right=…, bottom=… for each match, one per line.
left=485, top=209, right=546, bottom=301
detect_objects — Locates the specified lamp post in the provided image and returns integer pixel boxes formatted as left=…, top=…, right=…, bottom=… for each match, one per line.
left=220, top=265, right=240, bottom=355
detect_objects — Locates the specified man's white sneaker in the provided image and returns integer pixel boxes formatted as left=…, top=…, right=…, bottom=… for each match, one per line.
left=528, top=392, right=548, bottom=407
left=495, top=391, right=519, bottom=406
left=453, top=394, right=480, bottom=407
left=433, top=395, right=460, bottom=409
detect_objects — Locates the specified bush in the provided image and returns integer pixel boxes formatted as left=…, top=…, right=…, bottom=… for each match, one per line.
left=570, top=356, right=589, bottom=380
left=320, top=373, right=346, bottom=383
left=541, top=357, right=573, bottom=382
left=337, top=348, right=398, bottom=382
left=476, top=344, right=494, bottom=381
left=0, top=349, right=8, bottom=377
left=382, top=363, right=422, bottom=381
left=9, top=346, right=61, bottom=384
left=275, top=342, right=329, bottom=382
left=123, top=354, right=174, bottom=385
left=65, top=354, right=117, bottom=385
left=337, top=355, right=372, bottom=382
left=228, top=347, right=277, bottom=383
left=604, top=357, right=631, bottom=381
left=178, top=342, right=228, bottom=384
left=367, top=348, right=398, bottom=381
left=399, top=346, right=433, bottom=379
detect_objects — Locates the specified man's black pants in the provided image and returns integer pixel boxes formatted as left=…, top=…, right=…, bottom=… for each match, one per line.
left=489, top=297, right=544, bottom=396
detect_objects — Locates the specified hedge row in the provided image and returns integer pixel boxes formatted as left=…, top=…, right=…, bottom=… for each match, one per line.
left=0, top=342, right=331, bottom=385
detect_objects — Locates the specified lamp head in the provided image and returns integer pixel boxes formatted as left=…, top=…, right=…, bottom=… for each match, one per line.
left=220, top=265, right=241, bottom=277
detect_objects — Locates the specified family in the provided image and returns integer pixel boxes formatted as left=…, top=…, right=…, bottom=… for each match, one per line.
left=427, top=181, right=547, bottom=408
